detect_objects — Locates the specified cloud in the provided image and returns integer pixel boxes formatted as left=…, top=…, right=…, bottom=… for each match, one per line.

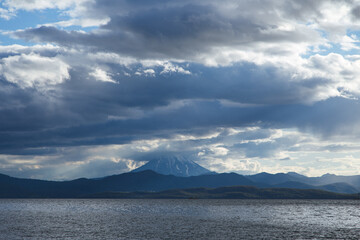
left=0, top=149, right=145, bottom=180
left=7, top=1, right=360, bottom=61
left=0, top=43, right=359, bottom=154
left=0, top=53, right=70, bottom=88
left=13, top=1, right=323, bottom=62
left=0, top=45, right=359, bottom=156
left=2, top=0, right=107, bottom=27
left=2, top=1, right=360, bottom=179
left=351, top=5, right=360, bottom=19
left=0, top=7, right=15, bottom=20
left=4, top=125, right=360, bottom=179
left=90, top=68, right=116, bottom=83
left=3, top=0, right=82, bottom=11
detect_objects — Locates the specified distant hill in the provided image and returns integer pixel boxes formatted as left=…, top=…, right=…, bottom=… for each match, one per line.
left=0, top=170, right=254, bottom=198
left=0, top=170, right=359, bottom=198
left=85, top=186, right=360, bottom=199
left=272, top=181, right=359, bottom=194
left=246, top=172, right=360, bottom=193
left=305, top=174, right=360, bottom=189
left=132, top=156, right=212, bottom=177
left=246, top=172, right=298, bottom=185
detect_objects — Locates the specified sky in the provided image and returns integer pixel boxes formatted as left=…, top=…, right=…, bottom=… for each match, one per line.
left=1, top=0, right=360, bottom=180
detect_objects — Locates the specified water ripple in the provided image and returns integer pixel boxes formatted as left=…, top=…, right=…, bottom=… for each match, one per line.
left=0, top=199, right=359, bottom=239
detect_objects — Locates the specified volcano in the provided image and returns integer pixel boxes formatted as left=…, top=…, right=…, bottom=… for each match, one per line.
left=132, top=156, right=212, bottom=177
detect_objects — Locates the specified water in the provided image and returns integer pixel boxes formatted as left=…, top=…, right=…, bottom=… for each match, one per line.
left=0, top=199, right=359, bottom=239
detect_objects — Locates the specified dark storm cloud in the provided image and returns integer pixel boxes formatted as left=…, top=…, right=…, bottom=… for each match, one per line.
left=0, top=78, right=76, bottom=132
left=1, top=86, right=360, bottom=154
left=0, top=42, right=357, bottom=156
left=65, top=62, right=333, bottom=109
left=14, top=1, right=321, bottom=60
left=3, top=0, right=360, bottom=179
left=230, top=131, right=301, bottom=158
left=0, top=57, right=334, bottom=128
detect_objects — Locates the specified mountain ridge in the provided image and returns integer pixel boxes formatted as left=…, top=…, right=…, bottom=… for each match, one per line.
left=0, top=170, right=359, bottom=198
left=247, top=172, right=360, bottom=190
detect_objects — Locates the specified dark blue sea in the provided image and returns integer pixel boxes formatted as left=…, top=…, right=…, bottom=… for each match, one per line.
left=0, top=199, right=359, bottom=239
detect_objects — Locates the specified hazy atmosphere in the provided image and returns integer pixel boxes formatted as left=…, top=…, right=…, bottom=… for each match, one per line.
left=1, top=0, right=360, bottom=179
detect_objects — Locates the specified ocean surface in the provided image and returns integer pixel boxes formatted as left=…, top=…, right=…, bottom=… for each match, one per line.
left=0, top=199, right=359, bottom=239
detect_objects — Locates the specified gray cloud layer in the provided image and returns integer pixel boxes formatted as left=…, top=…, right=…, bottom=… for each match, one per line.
left=14, top=0, right=324, bottom=60
left=1, top=0, right=360, bottom=178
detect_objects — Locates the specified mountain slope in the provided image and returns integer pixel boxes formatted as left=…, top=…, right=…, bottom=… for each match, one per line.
left=246, top=172, right=360, bottom=193
left=307, top=174, right=360, bottom=189
left=132, top=156, right=211, bottom=177
left=246, top=172, right=305, bottom=185
left=1, top=170, right=359, bottom=198
left=273, top=181, right=359, bottom=194
left=0, top=170, right=255, bottom=198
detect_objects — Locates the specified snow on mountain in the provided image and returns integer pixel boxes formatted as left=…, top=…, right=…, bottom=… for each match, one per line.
left=132, top=155, right=212, bottom=177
